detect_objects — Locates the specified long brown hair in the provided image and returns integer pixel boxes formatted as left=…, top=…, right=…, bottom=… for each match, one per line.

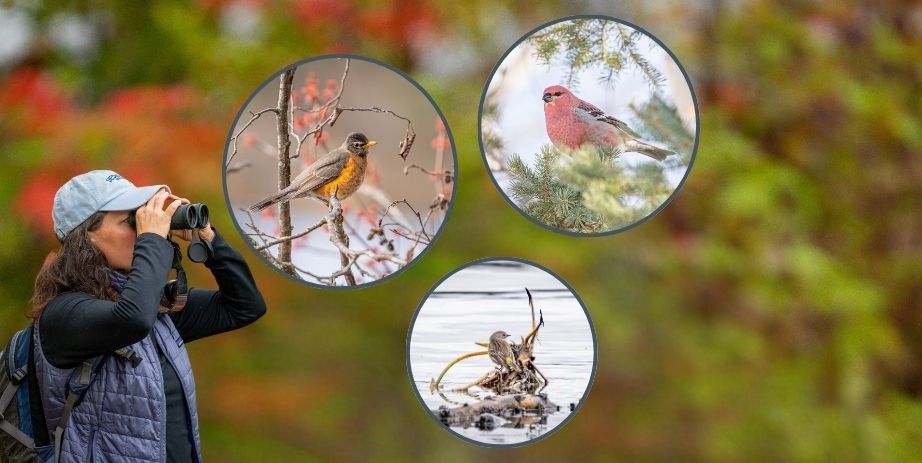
left=28, top=212, right=115, bottom=320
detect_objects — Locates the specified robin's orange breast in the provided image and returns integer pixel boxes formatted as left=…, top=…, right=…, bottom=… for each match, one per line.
left=313, top=154, right=367, bottom=199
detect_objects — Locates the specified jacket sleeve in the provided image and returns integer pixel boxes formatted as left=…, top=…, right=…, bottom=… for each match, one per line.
left=39, top=233, right=174, bottom=369
left=168, top=228, right=267, bottom=342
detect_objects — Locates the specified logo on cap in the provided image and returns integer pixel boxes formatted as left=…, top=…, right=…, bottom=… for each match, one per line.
left=105, top=174, right=123, bottom=182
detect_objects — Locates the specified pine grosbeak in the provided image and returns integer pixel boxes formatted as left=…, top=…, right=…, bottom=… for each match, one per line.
left=542, top=85, right=673, bottom=161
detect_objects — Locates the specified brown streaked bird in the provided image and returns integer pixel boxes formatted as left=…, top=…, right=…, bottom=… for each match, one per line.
left=248, top=132, right=377, bottom=212
left=488, top=330, right=518, bottom=374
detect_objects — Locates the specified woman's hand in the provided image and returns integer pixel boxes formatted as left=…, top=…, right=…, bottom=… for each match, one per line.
left=134, top=189, right=181, bottom=238
left=166, top=194, right=215, bottom=243
left=169, top=225, right=215, bottom=243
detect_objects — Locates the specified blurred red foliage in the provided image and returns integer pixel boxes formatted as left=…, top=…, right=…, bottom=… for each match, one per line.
left=0, top=68, right=71, bottom=135
left=15, top=173, right=62, bottom=232
left=292, top=72, right=339, bottom=148
left=1, top=69, right=223, bottom=240
left=104, top=86, right=202, bottom=119
left=293, top=0, right=354, bottom=28
left=358, top=0, right=439, bottom=49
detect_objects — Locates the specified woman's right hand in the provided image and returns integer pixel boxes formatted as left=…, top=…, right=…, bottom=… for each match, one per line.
left=133, top=189, right=182, bottom=238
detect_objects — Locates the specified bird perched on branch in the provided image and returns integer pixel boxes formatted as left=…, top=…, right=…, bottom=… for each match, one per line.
left=248, top=132, right=377, bottom=212
left=542, top=85, right=674, bottom=161
left=488, top=330, right=519, bottom=374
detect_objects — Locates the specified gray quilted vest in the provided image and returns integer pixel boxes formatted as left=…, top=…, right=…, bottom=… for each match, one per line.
left=33, top=315, right=202, bottom=462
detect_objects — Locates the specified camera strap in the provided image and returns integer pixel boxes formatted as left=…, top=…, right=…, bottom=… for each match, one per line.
left=162, top=239, right=189, bottom=313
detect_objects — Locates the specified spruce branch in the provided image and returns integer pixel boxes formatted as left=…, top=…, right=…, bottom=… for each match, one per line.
left=557, top=148, right=673, bottom=228
left=506, top=144, right=678, bottom=232
left=528, top=19, right=665, bottom=90
left=506, top=148, right=603, bottom=233
left=629, top=93, right=695, bottom=165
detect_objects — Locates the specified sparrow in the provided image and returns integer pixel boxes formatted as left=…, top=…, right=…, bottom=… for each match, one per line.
left=542, top=85, right=674, bottom=161
left=488, top=330, right=518, bottom=374
left=248, top=132, right=377, bottom=212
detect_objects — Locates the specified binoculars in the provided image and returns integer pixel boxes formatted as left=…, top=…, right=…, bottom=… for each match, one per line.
left=127, top=203, right=213, bottom=263
left=127, top=203, right=209, bottom=230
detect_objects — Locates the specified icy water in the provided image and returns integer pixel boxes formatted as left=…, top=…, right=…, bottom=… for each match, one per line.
left=408, top=261, right=595, bottom=445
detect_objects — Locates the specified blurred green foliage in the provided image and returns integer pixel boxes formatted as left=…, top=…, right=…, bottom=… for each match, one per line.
left=0, top=1, right=920, bottom=462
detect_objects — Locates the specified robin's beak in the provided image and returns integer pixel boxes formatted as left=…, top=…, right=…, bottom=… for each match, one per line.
left=542, top=93, right=552, bottom=103
left=363, top=140, right=377, bottom=149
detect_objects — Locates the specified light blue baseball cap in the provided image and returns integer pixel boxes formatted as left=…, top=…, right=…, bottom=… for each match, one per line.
left=52, top=170, right=169, bottom=241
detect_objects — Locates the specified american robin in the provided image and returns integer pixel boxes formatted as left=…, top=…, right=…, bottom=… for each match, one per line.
left=543, top=85, right=674, bottom=161
left=488, top=330, right=518, bottom=374
left=248, top=132, right=377, bottom=212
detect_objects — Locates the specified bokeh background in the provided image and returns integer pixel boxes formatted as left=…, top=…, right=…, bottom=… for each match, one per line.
left=0, top=1, right=920, bottom=462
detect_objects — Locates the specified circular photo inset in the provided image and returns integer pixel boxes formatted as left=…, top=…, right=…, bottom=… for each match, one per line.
left=407, top=258, right=596, bottom=447
left=480, top=16, right=698, bottom=235
left=224, top=55, right=456, bottom=287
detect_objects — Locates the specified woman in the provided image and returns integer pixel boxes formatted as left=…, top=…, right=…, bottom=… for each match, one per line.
left=29, top=170, right=266, bottom=462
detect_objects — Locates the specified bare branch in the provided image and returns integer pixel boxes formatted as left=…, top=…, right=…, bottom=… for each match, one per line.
left=226, top=160, right=251, bottom=175
left=254, top=219, right=325, bottom=251
left=379, top=199, right=432, bottom=243
left=292, top=59, right=350, bottom=159
left=326, top=189, right=357, bottom=286
left=226, top=108, right=278, bottom=167
left=338, top=106, right=416, bottom=160
left=276, top=68, right=296, bottom=276
left=403, top=164, right=454, bottom=183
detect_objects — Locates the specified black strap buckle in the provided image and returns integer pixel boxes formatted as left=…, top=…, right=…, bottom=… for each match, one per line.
left=164, top=239, right=189, bottom=313
left=11, top=366, right=27, bottom=384
left=113, top=347, right=143, bottom=368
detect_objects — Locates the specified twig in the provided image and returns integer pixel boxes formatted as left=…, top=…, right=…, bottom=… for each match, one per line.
left=291, top=265, right=329, bottom=282
left=361, top=184, right=413, bottom=231
left=292, top=59, right=350, bottom=159
left=238, top=208, right=272, bottom=245
left=381, top=225, right=431, bottom=246
left=403, top=164, right=454, bottom=182
left=379, top=199, right=432, bottom=243
left=254, top=219, right=325, bottom=251
left=226, top=160, right=252, bottom=174
left=226, top=108, right=278, bottom=167
left=343, top=218, right=395, bottom=274
left=338, top=106, right=415, bottom=159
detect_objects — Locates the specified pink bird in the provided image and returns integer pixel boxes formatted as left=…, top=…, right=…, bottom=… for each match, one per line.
left=542, top=85, right=674, bottom=161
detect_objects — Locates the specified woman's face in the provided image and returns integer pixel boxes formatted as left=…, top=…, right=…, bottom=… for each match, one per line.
left=88, top=211, right=136, bottom=271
